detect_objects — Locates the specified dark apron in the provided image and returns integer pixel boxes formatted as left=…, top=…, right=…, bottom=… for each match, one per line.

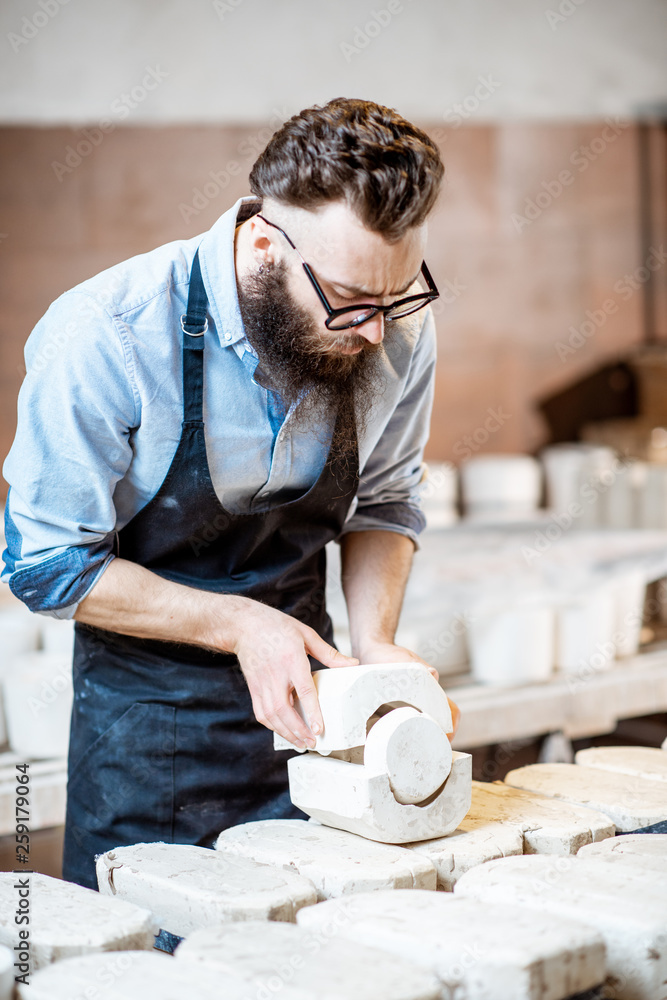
left=63, top=249, right=359, bottom=889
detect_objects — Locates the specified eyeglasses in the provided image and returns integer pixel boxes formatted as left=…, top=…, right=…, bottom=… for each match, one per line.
left=256, top=214, right=439, bottom=331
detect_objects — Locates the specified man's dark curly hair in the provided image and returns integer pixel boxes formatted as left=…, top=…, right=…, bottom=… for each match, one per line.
left=249, top=97, right=444, bottom=243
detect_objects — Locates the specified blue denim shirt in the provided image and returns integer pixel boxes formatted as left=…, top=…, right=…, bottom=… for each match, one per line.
left=2, top=196, right=435, bottom=619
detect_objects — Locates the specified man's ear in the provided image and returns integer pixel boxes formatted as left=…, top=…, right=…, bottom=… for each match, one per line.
left=248, top=216, right=278, bottom=269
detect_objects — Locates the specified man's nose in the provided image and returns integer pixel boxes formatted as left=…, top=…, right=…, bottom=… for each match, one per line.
left=359, top=313, right=385, bottom=344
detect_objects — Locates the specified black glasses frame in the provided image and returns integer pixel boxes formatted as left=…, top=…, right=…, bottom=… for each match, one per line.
left=256, top=214, right=439, bottom=330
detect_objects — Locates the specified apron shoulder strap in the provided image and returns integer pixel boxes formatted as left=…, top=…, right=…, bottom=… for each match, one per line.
left=180, top=248, right=208, bottom=423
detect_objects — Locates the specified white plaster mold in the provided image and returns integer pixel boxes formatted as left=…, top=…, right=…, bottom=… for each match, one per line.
left=95, top=842, right=317, bottom=936
left=404, top=812, right=525, bottom=889
left=289, top=749, right=471, bottom=843
left=0, top=872, right=154, bottom=971
left=465, top=780, right=615, bottom=854
left=297, top=889, right=606, bottom=1000
left=215, top=818, right=437, bottom=898
left=274, top=664, right=453, bottom=756
left=504, top=762, right=667, bottom=831
left=275, top=664, right=471, bottom=843
left=575, top=744, right=667, bottom=783
left=15, top=950, right=259, bottom=1000
left=455, top=853, right=667, bottom=1000
left=578, top=833, right=667, bottom=873
left=176, top=920, right=442, bottom=1000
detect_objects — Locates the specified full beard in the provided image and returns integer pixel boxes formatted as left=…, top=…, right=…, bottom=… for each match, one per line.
left=236, top=260, right=385, bottom=467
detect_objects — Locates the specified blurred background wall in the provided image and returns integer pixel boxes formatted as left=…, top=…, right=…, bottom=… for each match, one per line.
left=1, top=0, right=666, bottom=495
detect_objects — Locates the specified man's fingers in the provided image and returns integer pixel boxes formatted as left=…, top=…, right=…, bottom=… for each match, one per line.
left=253, top=695, right=310, bottom=749
left=293, top=673, right=324, bottom=739
left=447, top=696, right=461, bottom=741
left=304, top=630, right=358, bottom=669
left=273, top=702, right=317, bottom=749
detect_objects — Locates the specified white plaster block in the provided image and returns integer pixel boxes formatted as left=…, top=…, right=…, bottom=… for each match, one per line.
left=578, top=833, right=667, bottom=873
left=465, top=780, right=615, bottom=854
left=273, top=663, right=453, bottom=755
left=0, top=945, right=12, bottom=1000
left=96, top=842, right=317, bottom=936
left=15, top=951, right=258, bottom=1000
left=3, top=652, right=73, bottom=759
left=297, top=889, right=606, bottom=1000
left=288, top=750, right=471, bottom=843
left=176, top=920, right=442, bottom=1000
left=575, top=745, right=667, bottom=782
left=504, top=762, right=667, bottom=832
left=215, top=819, right=437, bottom=898
left=455, top=854, right=667, bottom=1000
left=0, top=872, right=154, bottom=971
left=404, top=813, right=524, bottom=890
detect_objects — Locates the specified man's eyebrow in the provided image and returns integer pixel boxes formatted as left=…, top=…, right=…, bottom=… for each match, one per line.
left=325, top=270, right=422, bottom=298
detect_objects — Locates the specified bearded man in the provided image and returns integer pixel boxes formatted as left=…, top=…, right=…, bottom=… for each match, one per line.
left=2, top=97, right=454, bottom=890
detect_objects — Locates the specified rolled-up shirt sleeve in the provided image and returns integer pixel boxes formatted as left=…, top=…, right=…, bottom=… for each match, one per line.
left=341, top=306, right=436, bottom=548
left=2, top=291, right=138, bottom=618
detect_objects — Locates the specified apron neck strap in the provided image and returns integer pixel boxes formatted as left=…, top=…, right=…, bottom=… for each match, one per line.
left=181, top=248, right=208, bottom=423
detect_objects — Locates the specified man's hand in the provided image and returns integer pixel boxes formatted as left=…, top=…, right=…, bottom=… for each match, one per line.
left=360, top=641, right=461, bottom=740
left=74, top=558, right=358, bottom=750
left=231, top=601, right=358, bottom=750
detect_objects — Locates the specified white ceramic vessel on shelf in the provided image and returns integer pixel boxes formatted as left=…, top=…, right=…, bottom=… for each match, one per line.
left=602, top=460, right=647, bottom=529
left=0, top=605, right=41, bottom=664
left=3, top=652, right=73, bottom=759
left=419, top=461, right=459, bottom=528
left=610, top=570, right=646, bottom=658
left=461, top=454, right=542, bottom=521
left=555, top=586, right=616, bottom=675
left=540, top=443, right=617, bottom=529
left=395, top=611, right=469, bottom=676
left=467, top=606, right=555, bottom=685
left=639, top=464, right=667, bottom=530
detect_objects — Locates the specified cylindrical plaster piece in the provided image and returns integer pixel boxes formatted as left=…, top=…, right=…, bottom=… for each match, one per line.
left=364, top=708, right=452, bottom=805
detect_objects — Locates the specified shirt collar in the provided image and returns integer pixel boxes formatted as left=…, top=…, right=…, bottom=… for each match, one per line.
left=197, top=195, right=261, bottom=350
